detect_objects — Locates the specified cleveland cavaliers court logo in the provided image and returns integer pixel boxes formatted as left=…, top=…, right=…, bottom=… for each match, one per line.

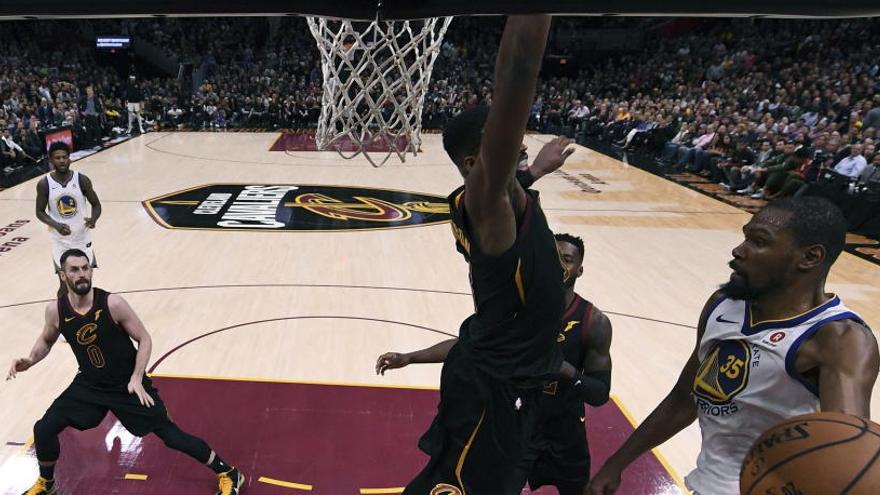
left=143, top=184, right=451, bottom=232
left=693, top=340, right=752, bottom=416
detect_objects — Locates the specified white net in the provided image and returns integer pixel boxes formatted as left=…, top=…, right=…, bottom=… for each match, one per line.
left=307, top=16, right=453, bottom=167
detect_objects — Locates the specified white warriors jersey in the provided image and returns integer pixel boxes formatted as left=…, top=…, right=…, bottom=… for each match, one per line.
left=684, top=295, right=864, bottom=495
left=46, top=171, right=90, bottom=247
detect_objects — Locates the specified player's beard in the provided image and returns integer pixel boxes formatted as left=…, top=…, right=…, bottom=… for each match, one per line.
left=720, top=272, right=753, bottom=300
left=67, top=277, right=92, bottom=296
left=516, top=150, right=529, bottom=171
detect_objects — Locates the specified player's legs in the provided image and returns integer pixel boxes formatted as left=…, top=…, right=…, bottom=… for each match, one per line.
left=405, top=354, right=537, bottom=494
left=526, top=412, right=590, bottom=495
left=403, top=410, right=489, bottom=495
left=553, top=480, right=588, bottom=495
left=24, top=383, right=108, bottom=494
left=509, top=453, right=537, bottom=492
left=110, top=379, right=245, bottom=494
left=27, top=414, right=67, bottom=495
left=152, top=422, right=245, bottom=494
left=127, top=103, right=136, bottom=133
left=527, top=462, right=589, bottom=495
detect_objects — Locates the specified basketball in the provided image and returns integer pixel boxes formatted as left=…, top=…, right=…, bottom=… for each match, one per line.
left=740, top=412, right=880, bottom=495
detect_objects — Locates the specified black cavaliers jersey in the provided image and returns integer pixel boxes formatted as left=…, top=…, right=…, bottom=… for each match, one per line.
left=542, top=294, right=594, bottom=414
left=448, top=185, right=565, bottom=387
left=58, top=288, right=137, bottom=387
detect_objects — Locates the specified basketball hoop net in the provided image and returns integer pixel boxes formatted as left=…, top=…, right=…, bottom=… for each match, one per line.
left=307, top=16, right=453, bottom=167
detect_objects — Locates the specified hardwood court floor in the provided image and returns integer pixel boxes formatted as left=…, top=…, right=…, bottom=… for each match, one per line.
left=0, top=132, right=878, bottom=494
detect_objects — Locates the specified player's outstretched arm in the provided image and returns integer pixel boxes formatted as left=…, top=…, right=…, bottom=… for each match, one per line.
left=109, top=294, right=156, bottom=407
left=7, top=303, right=61, bottom=380
left=587, top=292, right=723, bottom=495
left=815, top=319, right=879, bottom=417
left=464, top=15, right=551, bottom=256
left=376, top=338, right=458, bottom=375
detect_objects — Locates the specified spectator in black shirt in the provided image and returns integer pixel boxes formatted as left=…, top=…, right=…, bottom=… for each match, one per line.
left=720, top=139, right=757, bottom=191
left=37, top=99, right=53, bottom=128
left=19, top=126, right=42, bottom=161
left=77, top=86, right=103, bottom=148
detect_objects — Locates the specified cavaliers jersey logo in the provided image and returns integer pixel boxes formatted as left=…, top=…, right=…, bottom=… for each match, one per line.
left=75, top=323, right=106, bottom=368
left=558, top=319, right=580, bottom=342
left=57, top=196, right=78, bottom=218
left=430, top=484, right=463, bottom=495
left=143, top=184, right=450, bottom=232
left=75, top=323, right=98, bottom=346
left=694, top=340, right=751, bottom=405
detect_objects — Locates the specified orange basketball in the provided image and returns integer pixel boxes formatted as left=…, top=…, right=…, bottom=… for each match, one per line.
left=740, top=412, right=880, bottom=495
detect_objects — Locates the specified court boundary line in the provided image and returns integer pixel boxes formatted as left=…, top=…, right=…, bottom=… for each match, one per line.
left=149, top=372, right=441, bottom=391
left=582, top=141, right=880, bottom=269
left=0, top=195, right=749, bottom=216
left=145, top=132, right=452, bottom=168
left=0, top=136, right=138, bottom=195
left=257, top=476, right=314, bottom=491
left=147, top=315, right=459, bottom=373
left=0, top=283, right=471, bottom=310
left=612, top=395, right=689, bottom=494
left=0, top=283, right=696, bottom=329
left=145, top=375, right=687, bottom=493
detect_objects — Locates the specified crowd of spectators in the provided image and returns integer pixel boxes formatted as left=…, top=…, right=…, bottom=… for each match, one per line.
left=0, top=19, right=124, bottom=172
left=1, top=16, right=878, bottom=235
left=543, top=18, right=879, bottom=234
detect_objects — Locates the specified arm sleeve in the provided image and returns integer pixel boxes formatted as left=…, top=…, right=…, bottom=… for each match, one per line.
left=569, top=369, right=612, bottom=406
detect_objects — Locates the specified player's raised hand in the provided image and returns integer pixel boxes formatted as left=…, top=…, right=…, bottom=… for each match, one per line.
left=376, top=352, right=411, bottom=375
left=7, top=358, right=33, bottom=380
left=531, top=136, right=576, bottom=178
left=128, top=379, right=155, bottom=408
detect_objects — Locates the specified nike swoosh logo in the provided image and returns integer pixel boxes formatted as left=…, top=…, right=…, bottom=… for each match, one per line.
left=64, top=316, right=76, bottom=322
left=716, top=314, right=737, bottom=324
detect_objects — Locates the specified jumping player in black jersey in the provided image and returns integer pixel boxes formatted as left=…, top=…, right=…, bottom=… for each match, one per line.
left=7, top=249, right=245, bottom=495
left=400, top=15, right=570, bottom=494
left=379, top=233, right=613, bottom=495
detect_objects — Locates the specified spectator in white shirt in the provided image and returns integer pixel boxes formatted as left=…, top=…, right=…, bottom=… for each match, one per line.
left=675, top=123, right=717, bottom=169
left=1, top=127, right=24, bottom=155
left=661, top=122, right=693, bottom=163
left=833, top=144, right=868, bottom=179
left=1, top=126, right=25, bottom=172
left=568, top=100, right=590, bottom=121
